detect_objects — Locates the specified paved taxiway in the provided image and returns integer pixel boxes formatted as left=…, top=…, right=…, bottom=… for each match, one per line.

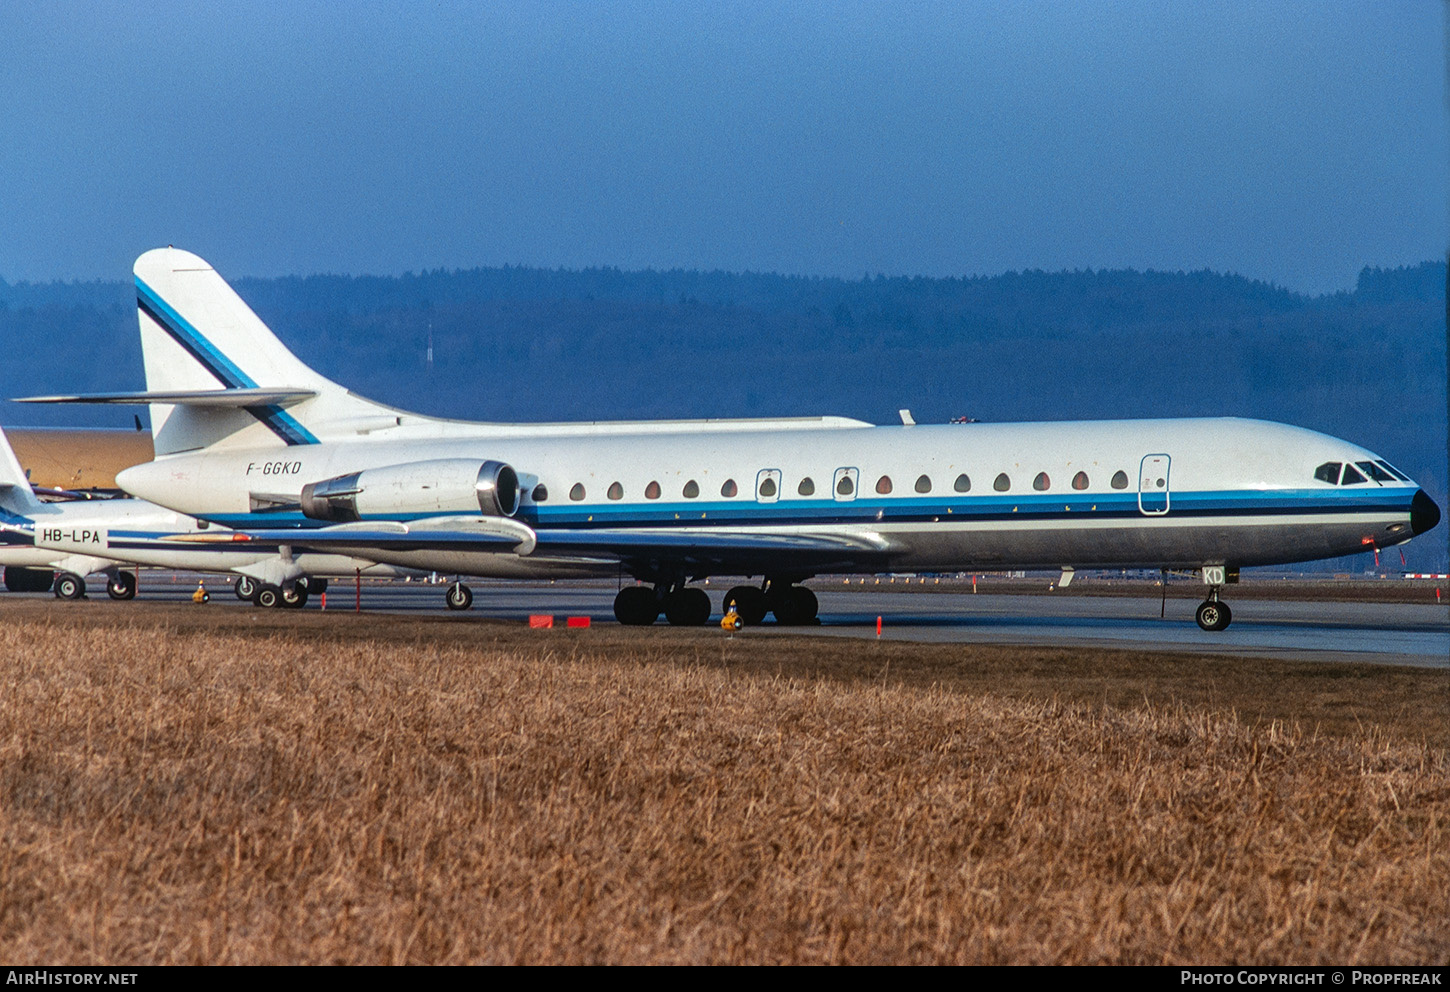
left=41, top=576, right=1449, bottom=669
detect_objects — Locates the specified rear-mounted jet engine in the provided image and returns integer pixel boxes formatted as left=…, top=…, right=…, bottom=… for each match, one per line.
left=300, top=459, right=520, bottom=522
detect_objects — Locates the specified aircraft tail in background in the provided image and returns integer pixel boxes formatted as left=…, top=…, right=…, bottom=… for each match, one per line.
left=0, top=427, right=47, bottom=518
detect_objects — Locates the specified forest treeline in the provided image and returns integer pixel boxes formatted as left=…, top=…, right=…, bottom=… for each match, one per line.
left=1, top=261, right=1444, bottom=567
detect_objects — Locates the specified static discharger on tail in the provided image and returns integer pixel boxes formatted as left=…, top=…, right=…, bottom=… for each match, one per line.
left=16, top=247, right=1441, bottom=631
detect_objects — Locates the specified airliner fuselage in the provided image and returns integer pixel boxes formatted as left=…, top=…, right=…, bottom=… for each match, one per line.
left=116, top=416, right=1436, bottom=580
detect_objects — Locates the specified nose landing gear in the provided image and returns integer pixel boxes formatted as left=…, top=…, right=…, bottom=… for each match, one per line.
left=1195, top=566, right=1236, bottom=631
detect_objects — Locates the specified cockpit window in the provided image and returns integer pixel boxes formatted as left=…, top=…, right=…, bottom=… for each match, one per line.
left=1340, top=464, right=1368, bottom=485
left=1375, top=459, right=1410, bottom=482
left=1314, top=462, right=1342, bottom=485
left=1357, top=461, right=1395, bottom=483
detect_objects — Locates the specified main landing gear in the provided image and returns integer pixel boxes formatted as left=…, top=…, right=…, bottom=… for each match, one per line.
left=106, top=571, right=137, bottom=601
left=53, top=571, right=86, bottom=600
left=615, top=578, right=820, bottom=627
left=614, top=584, right=710, bottom=626
left=1195, top=566, right=1235, bottom=632
left=248, top=577, right=316, bottom=609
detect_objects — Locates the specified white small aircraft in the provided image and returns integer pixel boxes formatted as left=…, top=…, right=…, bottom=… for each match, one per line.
left=0, top=427, right=415, bottom=604
left=20, top=247, right=1441, bottom=629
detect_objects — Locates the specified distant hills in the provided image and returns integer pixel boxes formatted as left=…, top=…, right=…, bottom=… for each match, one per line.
left=2, top=260, right=1444, bottom=569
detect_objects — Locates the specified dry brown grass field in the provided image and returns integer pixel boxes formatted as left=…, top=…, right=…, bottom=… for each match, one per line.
left=0, top=601, right=1445, bottom=964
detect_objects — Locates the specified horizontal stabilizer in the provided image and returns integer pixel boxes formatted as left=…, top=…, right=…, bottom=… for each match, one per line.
left=15, top=388, right=317, bottom=408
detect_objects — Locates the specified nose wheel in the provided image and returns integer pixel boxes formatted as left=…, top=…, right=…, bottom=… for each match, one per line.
left=1195, top=599, right=1232, bottom=631
left=445, top=582, right=473, bottom=610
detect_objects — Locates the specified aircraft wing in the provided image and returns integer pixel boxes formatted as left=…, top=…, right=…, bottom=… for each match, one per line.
left=163, top=516, right=537, bottom=554
left=530, top=528, right=893, bottom=574
left=161, top=518, right=893, bottom=574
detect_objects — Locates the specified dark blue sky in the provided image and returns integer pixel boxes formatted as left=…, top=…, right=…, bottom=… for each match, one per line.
left=1, top=1, right=1443, bottom=293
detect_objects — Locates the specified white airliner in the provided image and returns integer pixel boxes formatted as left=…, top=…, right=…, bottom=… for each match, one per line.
left=20, top=247, right=1441, bottom=630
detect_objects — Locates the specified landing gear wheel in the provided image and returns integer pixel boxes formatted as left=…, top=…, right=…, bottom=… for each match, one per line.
left=54, top=572, right=86, bottom=600
left=235, top=576, right=258, bottom=601
left=1196, top=600, right=1232, bottom=632
left=445, top=583, right=473, bottom=611
left=305, top=577, right=327, bottom=594
left=613, top=586, right=660, bottom=626
left=723, top=586, right=768, bottom=626
left=254, top=584, right=282, bottom=609
left=106, top=572, right=137, bottom=601
left=281, top=583, right=309, bottom=608
left=771, top=585, right=819, bottom=625
left=664, top=587, right=712, bottom=626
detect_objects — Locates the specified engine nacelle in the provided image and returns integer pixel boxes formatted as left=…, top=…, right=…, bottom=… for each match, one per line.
left=300, top=459, right=520, bottom=523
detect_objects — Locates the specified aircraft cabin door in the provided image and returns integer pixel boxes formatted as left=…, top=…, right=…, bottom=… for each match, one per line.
left=1138, top=454, right=1171, bottom=515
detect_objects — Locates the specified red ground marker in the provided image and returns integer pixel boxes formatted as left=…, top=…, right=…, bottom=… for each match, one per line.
left=529, top=615, right=555, bottom=628
left=566, top=616, right=591, bottom=628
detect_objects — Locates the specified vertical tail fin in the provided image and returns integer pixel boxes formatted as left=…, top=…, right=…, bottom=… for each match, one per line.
left=0, top=428, right=47, bottom=517
left=134, top=247, right=400, bottom=454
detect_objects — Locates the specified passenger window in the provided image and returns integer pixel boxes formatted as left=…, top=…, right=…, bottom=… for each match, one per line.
left=683, top=480, right=699, bottom=498
left=532, top=483, right=549, bottom=502
left=1071, top=471, right=1088, bottom=490
left=993, top=473, right=1011, bottom=492
left=953, top=474, right=971, bottom=493
left=1340, top=464, right=1368, bottom=485
left=645, top=481, right=661, bottom=499
left=876, top=475, right=893, bottom=495
left=607, top=482, right=624, bottom=500
left=1314, top=462, right=1342, bottom=485
left=759, top=476, right=777, bottom=497
left=837, top=475, right=854, bottom=496
left=1357, top=461, right=1394, bottom=483
left=915, top=474, right=932, bottom=493
left=1110, top=470, right=1129, bottom=490
left=798, top=477, right=815, bottom=496
left=1033, top=472, right=1050, bottom=491
left=721, top=479, right=738, bottom=497
left=569, top=483, right=586, bottom=501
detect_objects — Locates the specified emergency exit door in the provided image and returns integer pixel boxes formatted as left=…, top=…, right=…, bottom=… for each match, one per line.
left=1138, top=454, right=1171, bottom=515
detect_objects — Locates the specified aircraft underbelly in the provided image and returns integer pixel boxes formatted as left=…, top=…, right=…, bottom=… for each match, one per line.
left=888, top=512, right=1404, bottom=571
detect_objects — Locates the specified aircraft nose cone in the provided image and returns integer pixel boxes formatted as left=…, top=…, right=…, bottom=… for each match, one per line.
left=1410, top=489, right=1441, bottom=536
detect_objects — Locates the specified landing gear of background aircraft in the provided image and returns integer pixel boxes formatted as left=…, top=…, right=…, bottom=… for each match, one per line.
left=723, top=586, right=768, bottom=626
left=664, top=587, right=711, bottom=626
left=613, top=585, right=660, bottom=625
left=766, top=583, right=818, bottom=625
left=1195, top=599, right=1232, bottom=632
left=254, top=584, right=282, bottom=609
left=235, top=575, right=258, bottom=601
left=280, top=582, right=309, bottom=609
left=106, top=571, right=137, bottom=601
left=53, top=572, right=86, bottom=600
left=445, top=582, right=473, bottom=610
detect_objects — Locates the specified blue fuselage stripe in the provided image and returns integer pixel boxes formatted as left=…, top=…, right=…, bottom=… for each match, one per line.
left=193, top=487, right=1417, bottom=532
